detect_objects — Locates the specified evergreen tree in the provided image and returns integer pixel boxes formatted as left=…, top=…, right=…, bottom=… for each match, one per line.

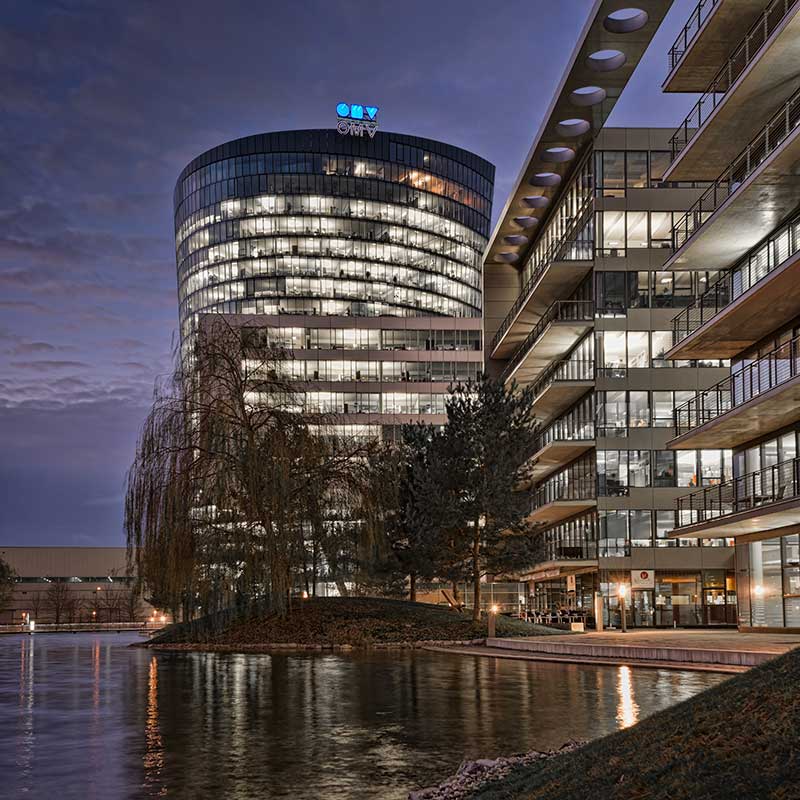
left=442, top=377, right=540, bottom=622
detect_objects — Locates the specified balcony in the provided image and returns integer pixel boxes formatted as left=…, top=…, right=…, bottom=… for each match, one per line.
left=669, top=209, right=800, bottom=359
left=665, top=0, right=768, bottom=92
left=525, top=436, right=596, bottom=484
left=527, top=471, right=597, bottom=526
left=500, top=300, right=593, bottom=386
left=670, top=332, right=800, bottom=449
left=671, top=457, right=800, bottom=538
left=491, top=201, right=593, bottom=360
left=529, top=359, right=594, bottom=425
left=665, top=85, right=800, bottom=271
left=664, top=0, right=800, bottom=181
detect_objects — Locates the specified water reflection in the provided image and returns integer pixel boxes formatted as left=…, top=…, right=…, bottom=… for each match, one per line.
left=615, top=665, right=640, bottom=729
left=0, top=633, right=726, bottom=800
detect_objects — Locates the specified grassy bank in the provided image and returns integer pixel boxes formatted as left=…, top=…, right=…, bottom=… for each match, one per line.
left=460, top=646, right=800, bottom=800
left=149, top=596, right=565, bottom=647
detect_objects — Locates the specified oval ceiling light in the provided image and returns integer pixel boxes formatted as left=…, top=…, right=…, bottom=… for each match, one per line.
left=586, top=49, right=627, bottom=72
left=503, top=234, right=529, bottom=246
left=529, top=172, right=561, bottom=187
left=570, top=86, right=607, bottom=107
left=495, top=252, right=519, bottom=264
left=513, top=216, right=539, bottom=229
left=604, top=8, right=648, bottom=34
left=541, top=147, right=575, bottom=163
left=522, top=195, right=550, bottom=209
left=556, top=118, right=591, bottom=137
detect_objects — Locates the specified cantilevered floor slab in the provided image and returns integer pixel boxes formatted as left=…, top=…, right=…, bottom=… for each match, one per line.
left=530, top=379, right=594, bottom=425
left=668, top=251, right=800, bottom=359
left=669, top=375, right=800, bottom=450
left=663, top=8, right=800, bottom=182
left=664, top=0, right=773, bottom=92
left=492, top=261, right=593, bottom=360
left=503, top=319, right=593, bottom=385
left=664, top=125, right=800, bottom=271
left=528, top=440, right=596, bottom=483
left=669, top=497, right=800, bottom=539
left=527, top=498, right=597, bottom=526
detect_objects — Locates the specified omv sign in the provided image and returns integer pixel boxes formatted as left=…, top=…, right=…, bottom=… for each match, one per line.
left=336, top=103, right=379, bottom=138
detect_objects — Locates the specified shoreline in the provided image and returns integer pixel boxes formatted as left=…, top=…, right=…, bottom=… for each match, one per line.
left=408, top=741, right=586, bottom=800
left=135, top=637, right=487, bottom=653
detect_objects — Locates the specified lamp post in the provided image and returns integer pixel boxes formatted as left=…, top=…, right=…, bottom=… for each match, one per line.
left=488, top=604, right=499, bottom=638
left=618, top=584, right=628, bottom=633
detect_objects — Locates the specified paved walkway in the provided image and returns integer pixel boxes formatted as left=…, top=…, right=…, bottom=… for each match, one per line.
left=426, top=629, right=800, bottom=673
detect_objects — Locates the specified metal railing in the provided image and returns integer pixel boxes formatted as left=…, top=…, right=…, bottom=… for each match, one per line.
left=672, top=83, right=800, bottom=252
left=491, top=199, right=593, bottom=354
left=674, top=331, right=800, bottom=435
left=668, top=0, right=719, bottom=72
left=532, top=471, right=596, bottom=511
left=500, top=300, right=593, bottom=383
left=670, top=0, right=799, bottom=160
left=676, top=456, right=800, bottom=525
left=526, top=358, right=594, bottom=400
left=672, top=205, right=800, bottom=343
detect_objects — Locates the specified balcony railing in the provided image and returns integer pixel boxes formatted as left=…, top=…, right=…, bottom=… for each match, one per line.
left=491, top=198, right=593, bottom=354
left=676, top=456, right=800, bottom=525
left=668, top=0, right=719, bottom=72
left=499, top=300, right=593, bottom=383
left=532, top=472, right=596, bottom=511
left=672, top=206, right=800, bottom=343
left=669, top=0, right=800, bottom=160
left=672, top=84, right=800, bottom=251
left=527, top=358, right=594, bottom=399
left=674, top=332, right=800, bottom=436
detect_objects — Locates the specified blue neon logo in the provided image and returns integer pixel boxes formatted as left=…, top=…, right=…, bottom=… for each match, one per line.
left=337, top=103, right=379, bottom=121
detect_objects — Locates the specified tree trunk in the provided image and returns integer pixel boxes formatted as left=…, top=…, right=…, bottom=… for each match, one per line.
left=452, top=581, right=461, bottom=607
left=409, top=572, right=417, bottom=603
left=472, top=529, right=481, bottom=623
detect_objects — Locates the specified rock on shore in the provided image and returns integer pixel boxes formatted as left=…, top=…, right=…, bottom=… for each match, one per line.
left=409, top=741, right=585, bottom=799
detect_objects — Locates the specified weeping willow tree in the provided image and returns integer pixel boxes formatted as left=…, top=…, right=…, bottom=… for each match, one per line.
left=125, top=317, right=370, bottom=620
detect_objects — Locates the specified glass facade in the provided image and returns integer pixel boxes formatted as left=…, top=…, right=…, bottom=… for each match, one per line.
left=175, top=130, right=494, bottom=343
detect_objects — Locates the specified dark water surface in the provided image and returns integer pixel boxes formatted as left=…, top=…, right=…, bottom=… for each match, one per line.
left=0, top=633, right=726, bottom=799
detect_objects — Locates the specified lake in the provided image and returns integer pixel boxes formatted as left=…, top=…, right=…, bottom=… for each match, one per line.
left=0, top=632, right=726, bottom=799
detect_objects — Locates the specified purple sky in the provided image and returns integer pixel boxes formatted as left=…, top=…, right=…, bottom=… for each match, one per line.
left=0, top=0, right=699, bottom=547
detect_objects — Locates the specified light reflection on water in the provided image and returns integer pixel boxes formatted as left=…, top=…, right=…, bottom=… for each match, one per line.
left=0, top=633, right=726, bottom=799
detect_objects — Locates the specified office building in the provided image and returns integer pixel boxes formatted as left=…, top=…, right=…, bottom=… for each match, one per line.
left=174, top=129, right=493, bottom=435
left=484, top=1, right=739, bottom=627
left=659, top=0, right=800, bottom=631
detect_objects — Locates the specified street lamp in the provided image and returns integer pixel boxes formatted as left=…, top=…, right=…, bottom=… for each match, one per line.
left=618, top=584, right=628, bottom=633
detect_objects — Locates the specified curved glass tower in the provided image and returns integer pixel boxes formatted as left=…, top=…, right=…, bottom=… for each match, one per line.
left=174, top=130, right=494, bottom=343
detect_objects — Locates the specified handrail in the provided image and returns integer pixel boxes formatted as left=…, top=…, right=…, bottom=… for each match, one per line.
left=491, top=197, right=593, bottom=354
left=674, top=331, right=800, bottom=435
left=671, top=83, right=800, bottom=252
left=532, top=467, right=596, bottom=510
left=672, top=205, right=800, bottom=343
left=499, top=300, right=593, bottom=383
left=669, top=0, right=799, bottom=160
left=668, top=0, right=719, bottom=72
left=676, top=455, right=800, bottom=525
left=527, top=358, right=594, bottom=398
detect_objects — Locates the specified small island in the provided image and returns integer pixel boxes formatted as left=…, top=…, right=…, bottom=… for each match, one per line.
left=141, top=596, right=565, bottom=652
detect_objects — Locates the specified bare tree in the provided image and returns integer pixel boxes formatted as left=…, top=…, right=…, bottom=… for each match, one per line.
left=45, top=582, right=72, bottom=625
left=121, top=587, right=143, bottom=622
left=125, top=317, right=369, bottom=620
left=0, top=556, right=16, bottom=614
left=86, top=591, right=104, bottom=623
left=28, top=591, right=44, bottom=622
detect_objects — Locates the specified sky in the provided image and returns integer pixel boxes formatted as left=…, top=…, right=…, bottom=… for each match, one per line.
left=0, top=0, right=699, bottom=547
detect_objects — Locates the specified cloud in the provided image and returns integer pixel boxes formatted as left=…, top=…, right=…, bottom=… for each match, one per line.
left=10, top=359, right=89, bottom=370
